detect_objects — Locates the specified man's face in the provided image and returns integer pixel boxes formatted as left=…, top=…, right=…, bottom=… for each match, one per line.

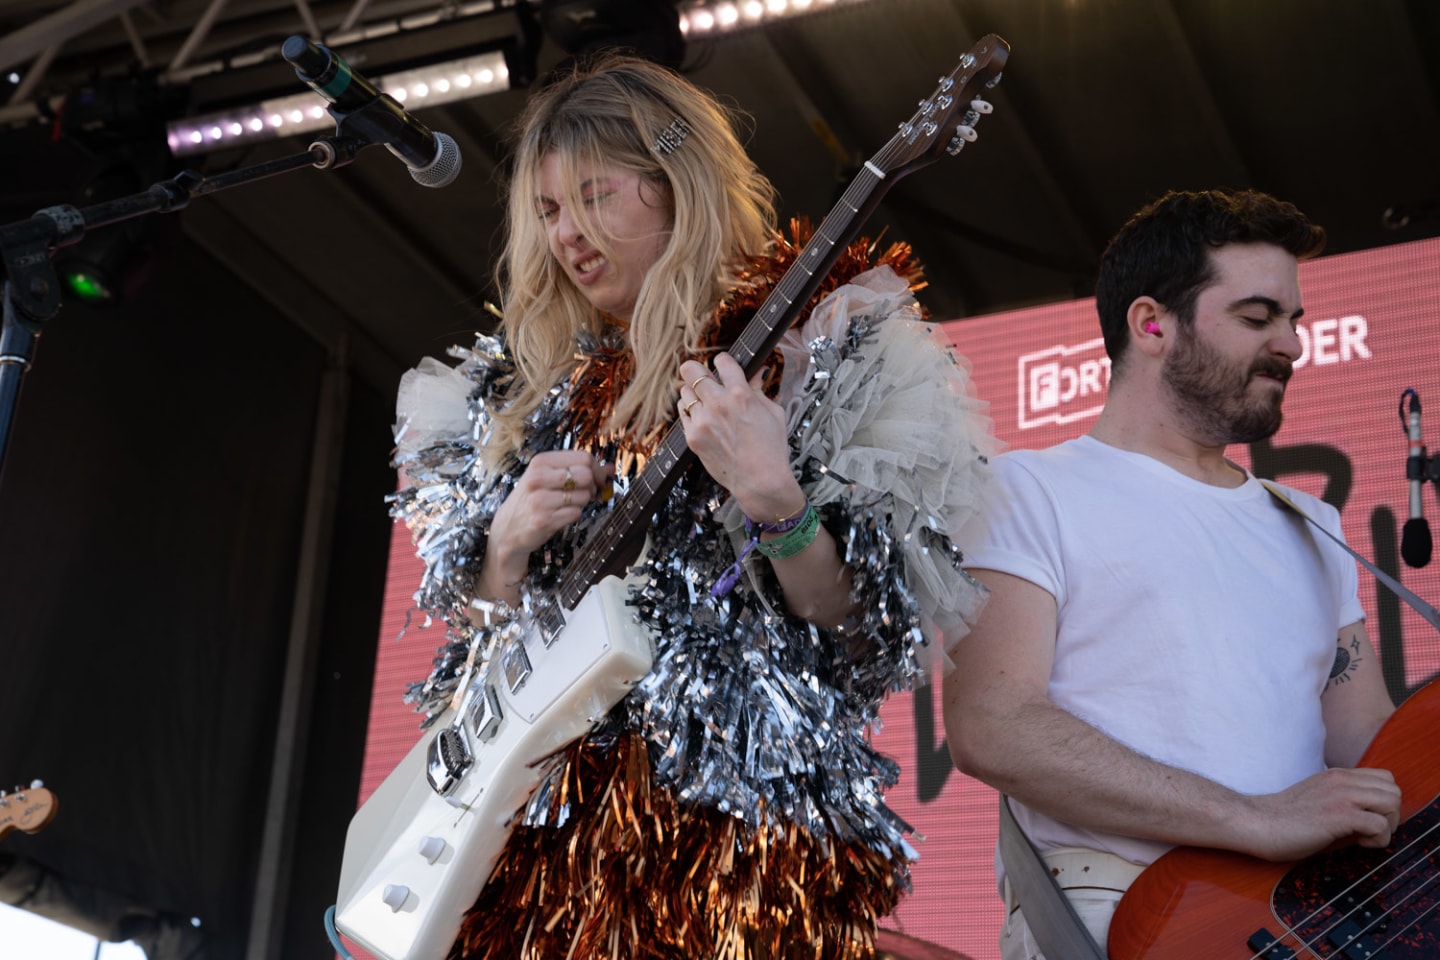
left=1161, top=243, right=1305, bottom=445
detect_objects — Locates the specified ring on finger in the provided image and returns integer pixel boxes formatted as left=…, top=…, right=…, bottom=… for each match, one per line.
left=688, top=374, right=709, bottom=392
left=683, top=397, right=702, bottom=415
left=562, top=466, right=576, bottom=492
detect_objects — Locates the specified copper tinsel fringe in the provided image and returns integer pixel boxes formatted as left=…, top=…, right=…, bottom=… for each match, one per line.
left=560, top=220, right=925, bottom=463
left=449, top=730, right=901, bottom=960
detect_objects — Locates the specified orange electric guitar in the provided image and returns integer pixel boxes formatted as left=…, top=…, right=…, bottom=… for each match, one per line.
left=1109, top=677, right=1440, bottom=959
left=0, top=781, right=57, bottom=840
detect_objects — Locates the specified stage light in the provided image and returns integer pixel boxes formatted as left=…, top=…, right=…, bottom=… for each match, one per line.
left=55, top=199, right=157, bottom=305
left=63, top=268, right=111, bottom=303
left=164, top=48, right=511, bottom=158
left=156, top=0, right=871, bottom=158
left=679, top=0, right=863, bottom=35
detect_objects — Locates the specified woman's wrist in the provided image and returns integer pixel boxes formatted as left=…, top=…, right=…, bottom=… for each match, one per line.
left=751, top=503, right=820, bottom=560
left=476, top=541, right=529, bottom=598
left=735, top=477, right=807, bottom=530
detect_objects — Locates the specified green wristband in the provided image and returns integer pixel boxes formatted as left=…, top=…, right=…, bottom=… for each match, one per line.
left=754, top=503, right=820, bottom=560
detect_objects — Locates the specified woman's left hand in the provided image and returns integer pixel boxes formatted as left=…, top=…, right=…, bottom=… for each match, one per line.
left=677, top=353, right=857, bottom=628
left=677, top=353, right=804, bottom=522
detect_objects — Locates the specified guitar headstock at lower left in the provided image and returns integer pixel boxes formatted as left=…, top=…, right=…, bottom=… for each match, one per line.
left=0, top=781, right=58, bottom=840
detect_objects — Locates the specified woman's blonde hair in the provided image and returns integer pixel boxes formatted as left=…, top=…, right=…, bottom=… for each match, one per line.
left=488, top=54, right=776, bottom=459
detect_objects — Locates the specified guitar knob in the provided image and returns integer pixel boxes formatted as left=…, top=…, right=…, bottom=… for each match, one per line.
left=418, top=836, right=446, bottom=864
left=381, top=884, right=410, bottom=912
left=28, top=779, right=43, bottom=789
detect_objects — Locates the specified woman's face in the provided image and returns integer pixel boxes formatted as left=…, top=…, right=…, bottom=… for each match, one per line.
left=536, top=153, right=673, bottom=323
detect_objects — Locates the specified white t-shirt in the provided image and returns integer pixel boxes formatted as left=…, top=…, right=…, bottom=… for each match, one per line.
left=962, top=435, right=1364, bottom=866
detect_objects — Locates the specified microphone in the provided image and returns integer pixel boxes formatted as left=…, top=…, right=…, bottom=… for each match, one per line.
left=1402, top=389, right=1432, bottom=568
left=281, top=35, right=462, bottom=188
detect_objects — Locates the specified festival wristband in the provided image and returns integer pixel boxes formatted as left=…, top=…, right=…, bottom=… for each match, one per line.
left=753, top=503, right=820, bottom=560
left=710, top=500, right=816, bottom=597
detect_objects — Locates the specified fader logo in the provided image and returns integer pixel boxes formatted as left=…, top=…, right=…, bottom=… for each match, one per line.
left=1018, top=337, right=1112, bottom=430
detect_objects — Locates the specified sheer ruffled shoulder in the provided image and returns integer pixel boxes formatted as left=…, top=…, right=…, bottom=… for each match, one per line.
left=393, top=355, right=475, bottom=466
left=777, top=265, right=997, bottom=676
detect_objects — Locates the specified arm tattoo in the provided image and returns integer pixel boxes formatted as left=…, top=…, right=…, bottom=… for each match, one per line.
left=1328, top=631, right=1364, bottom=686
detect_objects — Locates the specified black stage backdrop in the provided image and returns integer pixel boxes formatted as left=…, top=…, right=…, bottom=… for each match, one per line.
left=0, top=227, right=395, bottom=958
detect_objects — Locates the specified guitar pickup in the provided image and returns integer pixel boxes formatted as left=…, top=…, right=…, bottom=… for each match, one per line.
left=536, top=604, right=566, bottom=648
left=425, top=724, right=472, bottom=797
left=1326, top=919, right=1381, bottom=958
left=1246, top=930, right=1297, bottom=960
left=465, top=681, right=503, bottom=742
left=502, top=640, right=532, bottom=693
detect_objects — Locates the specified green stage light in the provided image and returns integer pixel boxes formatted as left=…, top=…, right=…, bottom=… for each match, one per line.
left=62, top=267, right=114, bottom=303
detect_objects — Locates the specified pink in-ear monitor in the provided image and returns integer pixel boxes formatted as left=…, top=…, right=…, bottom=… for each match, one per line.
left=1143, top=321, right=1161, bottom=334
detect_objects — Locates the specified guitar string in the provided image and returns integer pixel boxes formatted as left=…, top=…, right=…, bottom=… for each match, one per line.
left=558, top=210, right=850, bottom=602
left=1236, top=807, right=1440, bottom=959
left=1368, top=895, right=1440, bottom=957
left=556, top=70, right=991, bottom=602
left=1260, top=815, right=1439, bottom=959
left=1311, top=857, right=1440, bottom=958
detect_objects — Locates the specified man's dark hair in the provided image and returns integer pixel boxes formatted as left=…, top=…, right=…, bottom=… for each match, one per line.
left=1095, top=188, right=1326, bottom=373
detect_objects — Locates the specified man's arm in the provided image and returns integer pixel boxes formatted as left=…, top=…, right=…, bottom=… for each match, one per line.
left=941, top=569, right=1402, bottom=862
left=1321, top=620, right=1396, bottom=768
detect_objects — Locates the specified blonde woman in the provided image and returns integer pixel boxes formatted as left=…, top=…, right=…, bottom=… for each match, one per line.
left=393, top=54, right=993, bottom=959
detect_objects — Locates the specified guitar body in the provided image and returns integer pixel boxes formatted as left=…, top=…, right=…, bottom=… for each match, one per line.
left=333, top=574, right=654, bottom=960
left=1109, top=678, right=1440, bottom=960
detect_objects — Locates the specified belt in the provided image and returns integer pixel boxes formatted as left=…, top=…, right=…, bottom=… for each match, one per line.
left=1003, top=846, right=1147, bottom=915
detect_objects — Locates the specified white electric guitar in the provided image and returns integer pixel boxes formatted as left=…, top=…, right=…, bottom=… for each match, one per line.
left=333, top=34, right=1009, bottom=960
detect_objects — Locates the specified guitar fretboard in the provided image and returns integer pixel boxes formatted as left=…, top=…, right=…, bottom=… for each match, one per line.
left=554, top=36, right=1008, bottom=608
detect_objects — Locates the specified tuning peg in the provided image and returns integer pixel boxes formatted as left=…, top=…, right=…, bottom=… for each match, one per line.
left=29, top=779, right=43, bottom=789
left=946, top=126, right=978, bottom=157
left=971, top=99, right=994, bottom=115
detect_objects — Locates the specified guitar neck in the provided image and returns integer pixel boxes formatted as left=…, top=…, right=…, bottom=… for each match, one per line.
left=555, top=36, right=1009, bottom=608
left=557, top=169, right=892, bottom=608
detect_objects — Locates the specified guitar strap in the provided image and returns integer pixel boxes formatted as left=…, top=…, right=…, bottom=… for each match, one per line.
left=996, top=794, right=1107, bottom=960
left=1259, top=479, right=1440, bottom=634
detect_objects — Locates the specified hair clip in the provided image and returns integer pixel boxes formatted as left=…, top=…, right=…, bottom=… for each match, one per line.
left=653, top=117, right=691, bottom=156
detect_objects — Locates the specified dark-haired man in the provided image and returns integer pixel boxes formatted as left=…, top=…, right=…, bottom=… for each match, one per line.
left=944, top=189, right=1401, bottom=959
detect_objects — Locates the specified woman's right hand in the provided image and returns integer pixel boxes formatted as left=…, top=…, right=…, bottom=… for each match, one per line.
left=476, top=451, right=612, bottom=603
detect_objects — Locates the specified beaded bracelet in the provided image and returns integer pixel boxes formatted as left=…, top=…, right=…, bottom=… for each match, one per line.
left=710, top=500, right=816, bottom=598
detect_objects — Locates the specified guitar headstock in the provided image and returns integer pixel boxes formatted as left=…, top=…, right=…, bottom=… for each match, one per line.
left=0, top=781, right=58, bottom=840
left=876, top=33, right=1010, bottom=179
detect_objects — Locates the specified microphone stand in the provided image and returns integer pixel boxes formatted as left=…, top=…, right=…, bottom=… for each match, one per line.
left=0, top=133, right=371, bottom=482
left=1401, top=388, right=1440, bottom=568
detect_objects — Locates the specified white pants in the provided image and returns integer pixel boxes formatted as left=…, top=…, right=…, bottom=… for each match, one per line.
left=999, top=847, right=1147, bottom=960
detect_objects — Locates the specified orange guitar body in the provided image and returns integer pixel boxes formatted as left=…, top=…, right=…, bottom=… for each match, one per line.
left=1109, top=678, right=1440, bottom=960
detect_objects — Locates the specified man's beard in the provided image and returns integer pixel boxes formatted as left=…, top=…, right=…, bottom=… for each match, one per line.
left=1162, top=326, right=1293, bottom=445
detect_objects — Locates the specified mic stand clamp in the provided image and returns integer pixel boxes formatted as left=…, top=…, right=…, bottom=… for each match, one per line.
left=0, top=134, right=367, bottom=482
left=325, top=96, right=415, bottom=162
left=1407, top=445, right=1440, bottom=487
